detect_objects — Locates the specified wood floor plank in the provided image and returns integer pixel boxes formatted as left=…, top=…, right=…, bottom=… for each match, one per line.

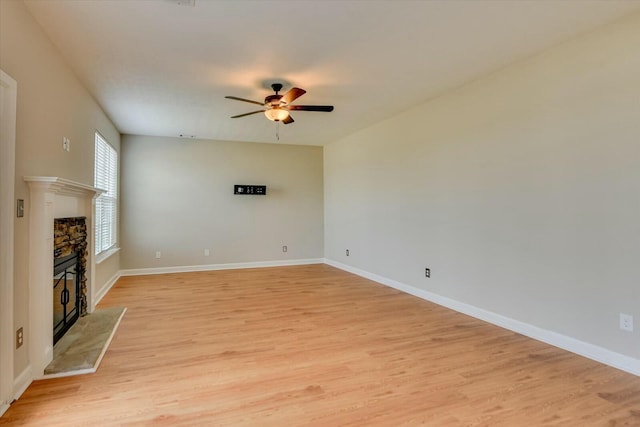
left=1, top=264, right=639, bottom=426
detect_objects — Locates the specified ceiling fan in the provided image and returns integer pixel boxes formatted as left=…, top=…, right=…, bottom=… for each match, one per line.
left=225, top=83, right=334, bottom=124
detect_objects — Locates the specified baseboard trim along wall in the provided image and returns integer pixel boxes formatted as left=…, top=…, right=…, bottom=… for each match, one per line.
left=120, top=258, right=325, bottom=277
left=324, top=259, right=640, bottom=377
left=93, top=271, right=122, bottom=310
left=13, top=366, right=31, bottom=403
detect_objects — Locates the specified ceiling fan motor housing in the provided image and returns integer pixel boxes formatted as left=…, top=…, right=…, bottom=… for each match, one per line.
left=265, top=94, right=283, bottom=107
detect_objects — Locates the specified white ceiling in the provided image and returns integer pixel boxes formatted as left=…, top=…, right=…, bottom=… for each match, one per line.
left=24, top=0, right=640, bottom=146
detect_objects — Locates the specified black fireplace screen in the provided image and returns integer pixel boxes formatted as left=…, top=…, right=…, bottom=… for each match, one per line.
left=53, top=251, right=81, bottom=344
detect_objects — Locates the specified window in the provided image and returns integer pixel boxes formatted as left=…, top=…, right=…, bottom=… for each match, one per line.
left=94, top=132, right=118, bottom=255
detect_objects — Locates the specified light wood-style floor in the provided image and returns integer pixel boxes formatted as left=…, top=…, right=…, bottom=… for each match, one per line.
left=2, top=264, right=639, bottom=426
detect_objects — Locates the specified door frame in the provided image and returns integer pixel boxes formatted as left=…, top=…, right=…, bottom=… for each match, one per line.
left=1, top=69, right=17, bottom=415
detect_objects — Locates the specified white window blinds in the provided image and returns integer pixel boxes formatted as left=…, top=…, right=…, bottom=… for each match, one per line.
left=94, top=132, right=118, bottom=255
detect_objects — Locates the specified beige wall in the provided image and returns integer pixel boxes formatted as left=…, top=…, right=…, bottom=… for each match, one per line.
left=0, top=0, right=121, bottom=377
left=325, top=13, right=640, bottom=359
left=120, top=135, right=323, bottom=269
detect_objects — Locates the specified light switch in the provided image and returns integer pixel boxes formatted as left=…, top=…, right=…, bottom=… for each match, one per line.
left=16, top=199, right=24, bottom=217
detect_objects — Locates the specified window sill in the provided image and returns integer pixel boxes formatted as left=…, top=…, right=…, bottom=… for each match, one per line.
left=96, top=247, right=120, bottom=265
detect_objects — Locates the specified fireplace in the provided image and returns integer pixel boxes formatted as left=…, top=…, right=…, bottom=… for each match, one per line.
left=24, top=176, right=102, bottom=378
left=53, top=217, right=88, bottom=344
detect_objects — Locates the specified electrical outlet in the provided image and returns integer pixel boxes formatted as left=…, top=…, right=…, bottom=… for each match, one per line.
left=62, top=137, right=70, bottom=152
left=282, top=245, right=287, bottom=253
left=620, top=313, right=634, bottom=332
left=16, top=327, right=23, bottom=349
left=346, top=249, right=350, bottom=256
left=204, top=249, right=210, bottom=256
left=155, top=251, right=161, bottom=259
left=425, top=268, right=430, bottom=278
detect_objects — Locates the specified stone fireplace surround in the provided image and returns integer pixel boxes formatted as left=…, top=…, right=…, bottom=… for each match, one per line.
left=24, top=177, right=103, bottom=378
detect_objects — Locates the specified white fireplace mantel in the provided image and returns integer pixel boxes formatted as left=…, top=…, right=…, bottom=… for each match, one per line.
left=24, top=176, right=104, bottom=197
left=24, top=176, right=103, bottom=378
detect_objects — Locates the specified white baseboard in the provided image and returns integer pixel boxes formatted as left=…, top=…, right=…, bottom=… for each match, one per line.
left=120, top=258, right=325, bottom=277
left=324, top=259, right=640, bottom=377
left=33, top=347, right=53, bottom=379
left=93, top=271, right=122, bottom=309
left=3, top=367, right=31, bottom=415
left=13, top=366, right=31, bottom=402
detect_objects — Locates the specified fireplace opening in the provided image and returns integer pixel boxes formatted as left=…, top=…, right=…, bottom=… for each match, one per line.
left=53, top=251, right=81, bottom=344
left=53, top=217, right=88, bottom=345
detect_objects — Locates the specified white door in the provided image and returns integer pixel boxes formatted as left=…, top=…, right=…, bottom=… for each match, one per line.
left=0, top=69, right=17, bottom=415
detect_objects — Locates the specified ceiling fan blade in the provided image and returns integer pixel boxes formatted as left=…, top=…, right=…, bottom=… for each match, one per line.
left=280, top=87, right=306, bottom=105
left=231, top=110, right=265, bottom=118
left=225, top=96, right=264, bottom=106
left=282, top=114, right=294, bottom=125
left=289, top=105, right=334, bottom=112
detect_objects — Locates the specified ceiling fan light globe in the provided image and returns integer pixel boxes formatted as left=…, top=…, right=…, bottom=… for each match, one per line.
left=265, top=108, right=289, bottom=122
